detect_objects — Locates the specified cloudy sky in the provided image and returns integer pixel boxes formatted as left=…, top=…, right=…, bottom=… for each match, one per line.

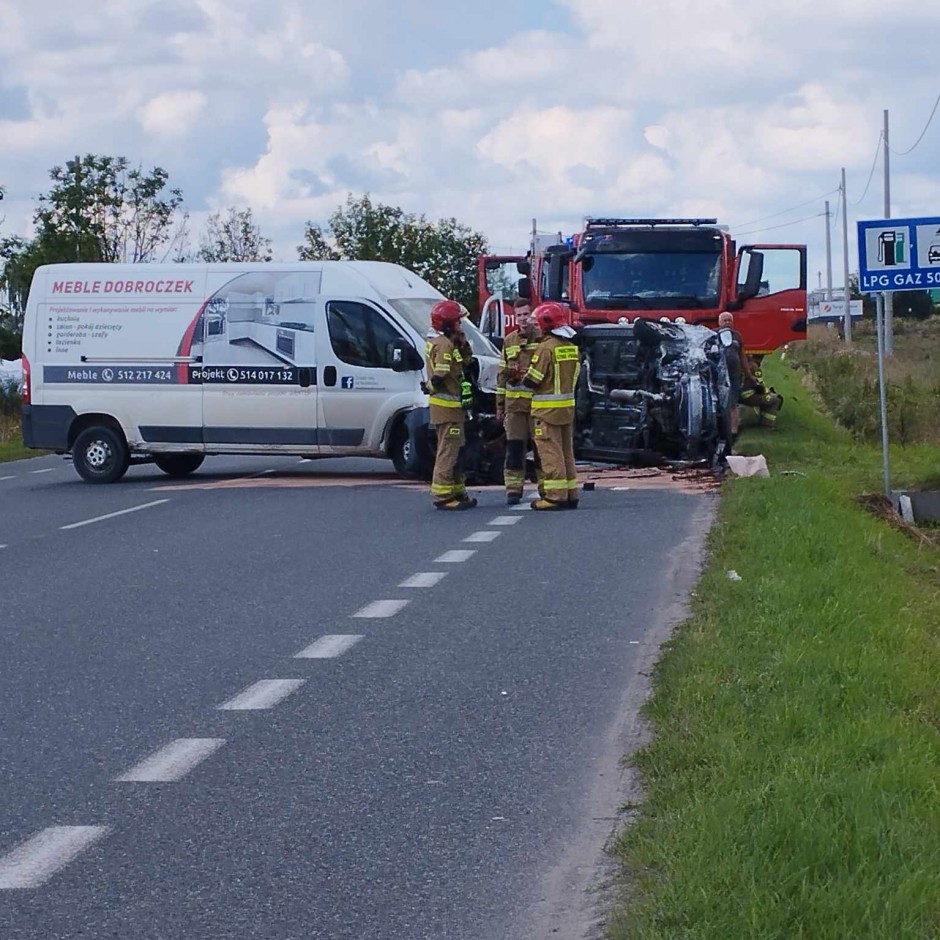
left=2, top=0, right=939, bottom=288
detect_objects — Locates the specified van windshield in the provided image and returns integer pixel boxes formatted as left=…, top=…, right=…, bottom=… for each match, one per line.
left=388, top=298, right=498, bottom=358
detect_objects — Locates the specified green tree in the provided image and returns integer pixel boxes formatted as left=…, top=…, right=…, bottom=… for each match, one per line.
left=197, top=207, right=272, bottom=262
left=0, top=155, right=187, bottom=330
left=298, top=193, right=489, bottom=317
left=35, top=154, right=184, bottom=263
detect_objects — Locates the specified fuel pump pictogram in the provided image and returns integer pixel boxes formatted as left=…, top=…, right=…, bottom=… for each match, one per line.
left=877, top=230, right=905, bottom=266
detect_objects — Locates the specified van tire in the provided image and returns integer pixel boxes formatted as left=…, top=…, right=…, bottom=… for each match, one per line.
left=390, top=425, right=414, bottom=478
left=154, top=454, right=205, bottom=477
left=72, top=426, right=131, bottom=484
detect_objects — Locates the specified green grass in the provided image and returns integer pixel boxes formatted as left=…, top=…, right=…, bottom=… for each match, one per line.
left=610, top=354, right=940, bottom=939
left=0, top=415, right=32, bottom=462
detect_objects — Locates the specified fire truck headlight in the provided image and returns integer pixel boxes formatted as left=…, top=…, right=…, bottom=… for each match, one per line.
left=617, top=316, right=629, bottom=325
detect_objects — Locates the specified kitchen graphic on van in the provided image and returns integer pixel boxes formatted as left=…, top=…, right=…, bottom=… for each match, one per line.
left=186, top=270, right=322, bottom=370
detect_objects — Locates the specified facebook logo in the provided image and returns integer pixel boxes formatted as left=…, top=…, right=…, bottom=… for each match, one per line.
left=341, top=376, right=354, bottom=389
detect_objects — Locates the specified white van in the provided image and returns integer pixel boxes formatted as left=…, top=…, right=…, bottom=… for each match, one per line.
left=20, top=261, right=499, bottom=482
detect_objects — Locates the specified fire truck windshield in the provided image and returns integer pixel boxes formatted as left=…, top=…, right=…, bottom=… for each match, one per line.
left=581, top=250, right=721, bottom=310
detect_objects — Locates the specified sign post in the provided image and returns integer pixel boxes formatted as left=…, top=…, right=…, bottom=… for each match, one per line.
left=856, top=215, right=940, bottom=498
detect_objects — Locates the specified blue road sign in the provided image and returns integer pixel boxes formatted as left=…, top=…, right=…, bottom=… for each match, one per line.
left=857, top=215, right=940, bottom=293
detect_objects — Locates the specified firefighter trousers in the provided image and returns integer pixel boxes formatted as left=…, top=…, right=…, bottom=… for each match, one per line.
left=503, top=411, right=543, bottom=497
left=532, top=418, right=577, bottom=504
left=741, top=388, right=782, bottom=427
left=431, top=421, right=467, bottom=503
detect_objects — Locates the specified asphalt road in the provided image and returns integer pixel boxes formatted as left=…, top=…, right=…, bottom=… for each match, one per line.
left=0, top=452, right=713, bottom=939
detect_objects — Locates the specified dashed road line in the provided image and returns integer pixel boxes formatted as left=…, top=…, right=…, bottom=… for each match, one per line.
left=489, top=515, right=522, bottom=526
left=434, top=549, right=476, bottom=563
left=294, top=634, right=364, bottom=659
left=509, top=503, right=529, bottom=511
left=352, top=599, right=410, bottom=618
left=0, top=475, right=17, bottom=482
left=217, top=678, right=305, bottom=711
left=30, top=468, right=55, bottom=475
left=60, top=499, right=170, bottom=531
left=0, top=826, right=110, bottom=889
left=463, top=530, right=501, bottom=543
left=115, top=738, right=225, bottom=783
left=399, top=572, right=447, bottom=588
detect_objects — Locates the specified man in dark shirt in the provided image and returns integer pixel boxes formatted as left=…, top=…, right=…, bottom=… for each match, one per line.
left=718, top=311, right=752, bottom=438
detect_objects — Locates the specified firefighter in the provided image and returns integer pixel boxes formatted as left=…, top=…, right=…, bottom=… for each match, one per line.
left=496, top=300, right=543, bottom=505
left=740, top=355, right=783, bottom=428
left=424, top=299, right=477, bottom=510
left=523, top=302, right=581, bottom=511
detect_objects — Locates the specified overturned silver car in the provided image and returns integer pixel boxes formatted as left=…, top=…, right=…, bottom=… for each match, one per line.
left=574, top=318, right=733, bottom=467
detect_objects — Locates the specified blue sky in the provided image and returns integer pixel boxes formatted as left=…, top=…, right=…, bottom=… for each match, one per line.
left=1, top=0, right=939, bottom=285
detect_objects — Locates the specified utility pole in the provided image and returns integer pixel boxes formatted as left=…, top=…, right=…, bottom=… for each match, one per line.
left=824, top=200, right=833, bottom=300
left=883, top=109, right=894, bottom=355
left=841, top=168, right=852, bottom=344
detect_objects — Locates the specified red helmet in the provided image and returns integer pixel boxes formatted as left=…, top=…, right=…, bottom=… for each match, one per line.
left=533, top=301, right=571, bottom=333
left=430, top=299, right=464, bottom=331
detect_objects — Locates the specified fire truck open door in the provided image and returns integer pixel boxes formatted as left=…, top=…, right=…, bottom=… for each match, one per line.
left=732, top=244, right=807, bottom=355
left=478, top=255, right=529, bottom=346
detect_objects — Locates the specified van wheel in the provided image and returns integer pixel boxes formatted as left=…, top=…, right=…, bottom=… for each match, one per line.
left=154, top=454, right=205, bottom=477
left=72, top=426, right=131, bottom=484
left=390, top=426, right=414, bottom=478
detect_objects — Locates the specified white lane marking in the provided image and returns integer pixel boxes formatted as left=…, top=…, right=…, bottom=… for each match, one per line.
left=60, top=499, right=170, bottom=531
left=294, top=634, right=364, bottom=659
left=434, top=549, right=476, bottom=563
left=217, top=678, right=305, bottom=710
left=463, top=530, right=501, bottom=543
left=489, top=515, right=521, bottom=526
left=115, top=738, right=225, bottom=783
left=30, top=468, right=55, bottom=475
left=0, top=545, right=7, bottom=550
left=0, top=475, right=16, bottom=482
left=629, top=640, right=640, bottom=645
left=510, top=503, right=529, bottom=511
left=613, top=486, right=632, bottom=491
left=399, top=571, right=447, bottom=588
left=352, top=599, right=410, bottom=618
left=0, top=826, right=110, bottom=889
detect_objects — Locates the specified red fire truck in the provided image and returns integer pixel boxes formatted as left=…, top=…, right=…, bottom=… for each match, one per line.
left=479, top=218, right=807, bottom=356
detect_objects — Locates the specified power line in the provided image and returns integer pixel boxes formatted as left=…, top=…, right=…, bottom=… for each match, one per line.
left=730, top=189, right=838, bottom=230
left=851, top=131, right=883, bottom=205
left=889, top=89, right=940, bottom=156
left=734, top=211, right=827, bottom=238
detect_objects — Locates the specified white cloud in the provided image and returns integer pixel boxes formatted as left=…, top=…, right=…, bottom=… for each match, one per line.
left=138, top=91, right=208, bottom=138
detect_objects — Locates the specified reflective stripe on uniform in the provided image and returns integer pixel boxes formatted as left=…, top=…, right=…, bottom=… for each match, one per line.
left=553, top=346, right=579, bottom=362
left=431, top=482, right=455, bottom=496
left=532, top=391, right=575, bottom=409
left=505, top=387, right=533, bottom=399
left=429, top=394, right=462, bottom=408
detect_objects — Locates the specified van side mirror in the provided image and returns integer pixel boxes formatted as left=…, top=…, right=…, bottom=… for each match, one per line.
left=388, top=339, right=423, bottom=372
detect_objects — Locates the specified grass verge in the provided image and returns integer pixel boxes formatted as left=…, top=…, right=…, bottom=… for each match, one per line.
left=610, top=354, right=940, bottom=939
left=0, top=415, right=32, bottom=463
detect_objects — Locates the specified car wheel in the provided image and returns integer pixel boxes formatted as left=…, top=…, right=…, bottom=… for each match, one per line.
left=72, top=426, right=131, bottom=483
left=154, top=454, right=205, bottom=477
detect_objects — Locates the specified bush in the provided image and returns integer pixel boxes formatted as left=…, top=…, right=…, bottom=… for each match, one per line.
left=0, top=326, right=21, bottom=360
left=791, top=338, right=940, bottom=446
left=0, top=376, right=21, bottom=417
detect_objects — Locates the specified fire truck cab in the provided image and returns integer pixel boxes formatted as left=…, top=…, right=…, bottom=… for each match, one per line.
left=479, top=218, right=807, bottom=356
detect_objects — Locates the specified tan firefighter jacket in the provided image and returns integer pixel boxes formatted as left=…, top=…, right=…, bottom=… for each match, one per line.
left=524, top=334, right=580, bottom=425
left=424, top=332, right=472, bottom=425
left=496, top=329, right=540, bottom=414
